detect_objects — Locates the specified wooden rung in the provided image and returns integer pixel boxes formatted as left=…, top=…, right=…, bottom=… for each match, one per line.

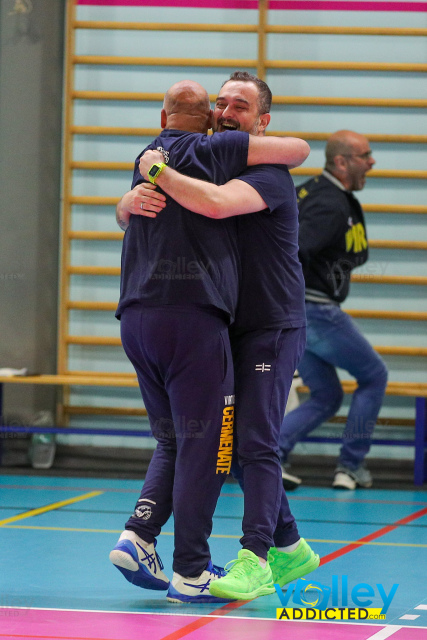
left=72, top=91, right=165, bottom=101
left=70, top=196, right=120, bottom=205
left=375, top=346, right=427, bottom=357
left=67, top=302, right=427, bottom=321
left=64, top=335, right=427, bottom=356
left=69, top=231, right=123, bottom=241
left=291, top=168, right=427, bottom=180
left=72, top=55, right=427, bottom=74
left=66, top=371, right=136, bottom=378
left=73, top=56, right=257, bottom=68
left=66, top=336, right=122, bottom=346
left=63, top=407, right=415, bottom=427
left=273, top=97, right=427, bottom=109
left=266, top=26, right=427, bottom=37
left=266, top=61, right=427, bottom=73
left=73, top=21, right=258, bottom=33
left=71, top=91, right=427, bottom=109
left=1, top=374, right=425, bottom=397
left=346, top=309, right=427, bottom=321
left=351, top=275, right=427, bottom=286
left=71, top=161, right=133, bottom=171
left=70, top=161, right=427, bottom=180
left=72, top=126, right=162, bottom=136
left=72, top=21, right=427, bottom=37
left=64, top=405, right=147, bottom=416
left=71, top=127, right=427, bottom=145
left=384, top=381, right=427, bottom=390
left=67, top=197, right=427, bottom=215
left=299, top=381, right=427, bottom=398
left=267, top=132, right=427, bottom=145
left=67, top=232, right=426, bottom=250
left=68, top=301, right=118, bottom=311
left=63, top=406, right=412, bottom=427
left=0, top=374, right=138, bottom=387
left=363, top=204, right=427, bottom=214
left=329, top=416, right=415, bottom=427
left=66, top=266, right=427, bottom=285
left=68, top=266, right=120, bottom=276
left=368, top=170, right=427, bottom=180
left=368, top=240, right=427, bottom=250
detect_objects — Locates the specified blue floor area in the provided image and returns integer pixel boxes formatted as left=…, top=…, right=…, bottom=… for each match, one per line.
left=1, top=474, right=427, bottom=628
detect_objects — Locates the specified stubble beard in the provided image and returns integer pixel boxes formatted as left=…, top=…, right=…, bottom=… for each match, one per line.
left=213, top=116, right=260, bottom=136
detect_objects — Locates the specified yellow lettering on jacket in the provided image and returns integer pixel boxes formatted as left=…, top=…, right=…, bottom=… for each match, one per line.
left=346, top=222, right=367, bottom=254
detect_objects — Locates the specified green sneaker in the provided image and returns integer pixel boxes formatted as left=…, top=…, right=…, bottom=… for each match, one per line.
left=268, top=539, right=320, bottom=588
left=208, top=549, right=275, bottom=601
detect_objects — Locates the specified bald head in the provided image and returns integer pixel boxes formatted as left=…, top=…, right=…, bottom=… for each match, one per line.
left=325, top=130, right=368, bottom=168
left=325, top=129, right=375, bottom=191
left=161, top=81, right=212, bottom=133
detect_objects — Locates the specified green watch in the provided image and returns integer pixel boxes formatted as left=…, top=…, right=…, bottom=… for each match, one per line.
left=148, top=161, right=167, bottom=185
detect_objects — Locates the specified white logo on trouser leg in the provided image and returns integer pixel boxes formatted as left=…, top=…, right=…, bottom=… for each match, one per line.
left=255, top=363, right=271, bottom=372
left=135, top=505, right=152, bottom=519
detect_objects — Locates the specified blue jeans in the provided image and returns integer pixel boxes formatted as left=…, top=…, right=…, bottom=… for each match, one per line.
left=279, top=302, right=388, bottom=471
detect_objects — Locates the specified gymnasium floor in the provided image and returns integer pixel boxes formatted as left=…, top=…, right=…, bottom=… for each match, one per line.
left=1, top=474, right=427, bottom=640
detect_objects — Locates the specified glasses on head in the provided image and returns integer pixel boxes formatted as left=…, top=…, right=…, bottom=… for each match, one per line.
left=343, top=151, right=373, bottom=161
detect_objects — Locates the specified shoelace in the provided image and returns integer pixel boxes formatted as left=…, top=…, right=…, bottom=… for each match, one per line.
left=136, top=539, right=165, bottom=571
left=154, top=550, right=164, bottom=571
left=223, top=554, right=258, bottom=577
left=210, top=563, right=227, bottom=577
left=152, top=540, right=165, bottom=571
left=153, top=550, right=164, bottom=571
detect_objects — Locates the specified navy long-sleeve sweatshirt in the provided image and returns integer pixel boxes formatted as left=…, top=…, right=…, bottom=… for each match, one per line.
left=297, top=172, right=369, bottom=304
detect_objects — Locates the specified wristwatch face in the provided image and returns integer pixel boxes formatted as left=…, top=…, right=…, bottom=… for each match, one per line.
left=148, top=164, right=159, bottom=178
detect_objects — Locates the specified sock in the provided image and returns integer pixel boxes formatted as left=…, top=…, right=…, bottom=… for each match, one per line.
left=259, top=558, right=267, bottom=568
left=277, top=539, right=300, bottom=554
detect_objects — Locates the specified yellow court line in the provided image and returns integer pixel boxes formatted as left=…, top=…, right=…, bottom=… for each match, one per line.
left=1, top=524, right=426, bottom=549
left=0, top=491, right=103, bottom=527
left=2, top=525, right=124, bottom=533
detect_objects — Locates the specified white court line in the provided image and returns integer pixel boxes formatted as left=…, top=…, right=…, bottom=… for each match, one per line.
left=365, top=626, right=402, bottom=640
left=400, top=615, right=420, bottom=620
left=415, top=604, right=427, bottom=610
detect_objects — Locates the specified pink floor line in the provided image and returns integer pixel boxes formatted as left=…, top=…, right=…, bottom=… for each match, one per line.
left=77, top=0, right=427, bottom=13
left=1, top=608, right=426, bottom=640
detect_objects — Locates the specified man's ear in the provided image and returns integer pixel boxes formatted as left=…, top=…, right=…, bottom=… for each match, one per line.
left=160, top=108, right=167, bottom=129
left=258, top=112, right=271, bottom=134
left=334, top=154, right=348, bottom=173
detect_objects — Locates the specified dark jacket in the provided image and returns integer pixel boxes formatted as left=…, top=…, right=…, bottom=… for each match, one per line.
left=297, top=173, right=369, bottom=303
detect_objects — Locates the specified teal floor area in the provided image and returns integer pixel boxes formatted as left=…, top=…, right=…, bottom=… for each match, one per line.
left=1, top=474, right=427, bottom=629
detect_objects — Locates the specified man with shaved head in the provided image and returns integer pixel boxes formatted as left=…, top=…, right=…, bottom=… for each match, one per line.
left=110, top=79, right=310, bottom=603
left=279, top=129, right=388, bottom=491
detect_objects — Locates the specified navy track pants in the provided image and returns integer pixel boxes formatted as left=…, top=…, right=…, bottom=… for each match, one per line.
left=120, top=304, right=234, bottom=577
left=230, top=326, right=306, bottom=557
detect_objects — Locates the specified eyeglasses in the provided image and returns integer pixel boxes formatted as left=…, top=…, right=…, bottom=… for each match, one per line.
left=343, top=151, right=373, bottom=161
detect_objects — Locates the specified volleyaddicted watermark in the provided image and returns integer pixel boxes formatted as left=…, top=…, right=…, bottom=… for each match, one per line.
left=275, top=575, right=398, bottom=621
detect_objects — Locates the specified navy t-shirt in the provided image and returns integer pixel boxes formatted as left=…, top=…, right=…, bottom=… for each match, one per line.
left=233, top=164, right=306, bottom=331
left=116, top=129, right=249, bottom=321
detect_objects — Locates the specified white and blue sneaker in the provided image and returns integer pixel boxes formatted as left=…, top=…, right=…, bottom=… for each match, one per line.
left=167, top=561, right=236, bottom=604
left=109, top=530, right=169, bottom=591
